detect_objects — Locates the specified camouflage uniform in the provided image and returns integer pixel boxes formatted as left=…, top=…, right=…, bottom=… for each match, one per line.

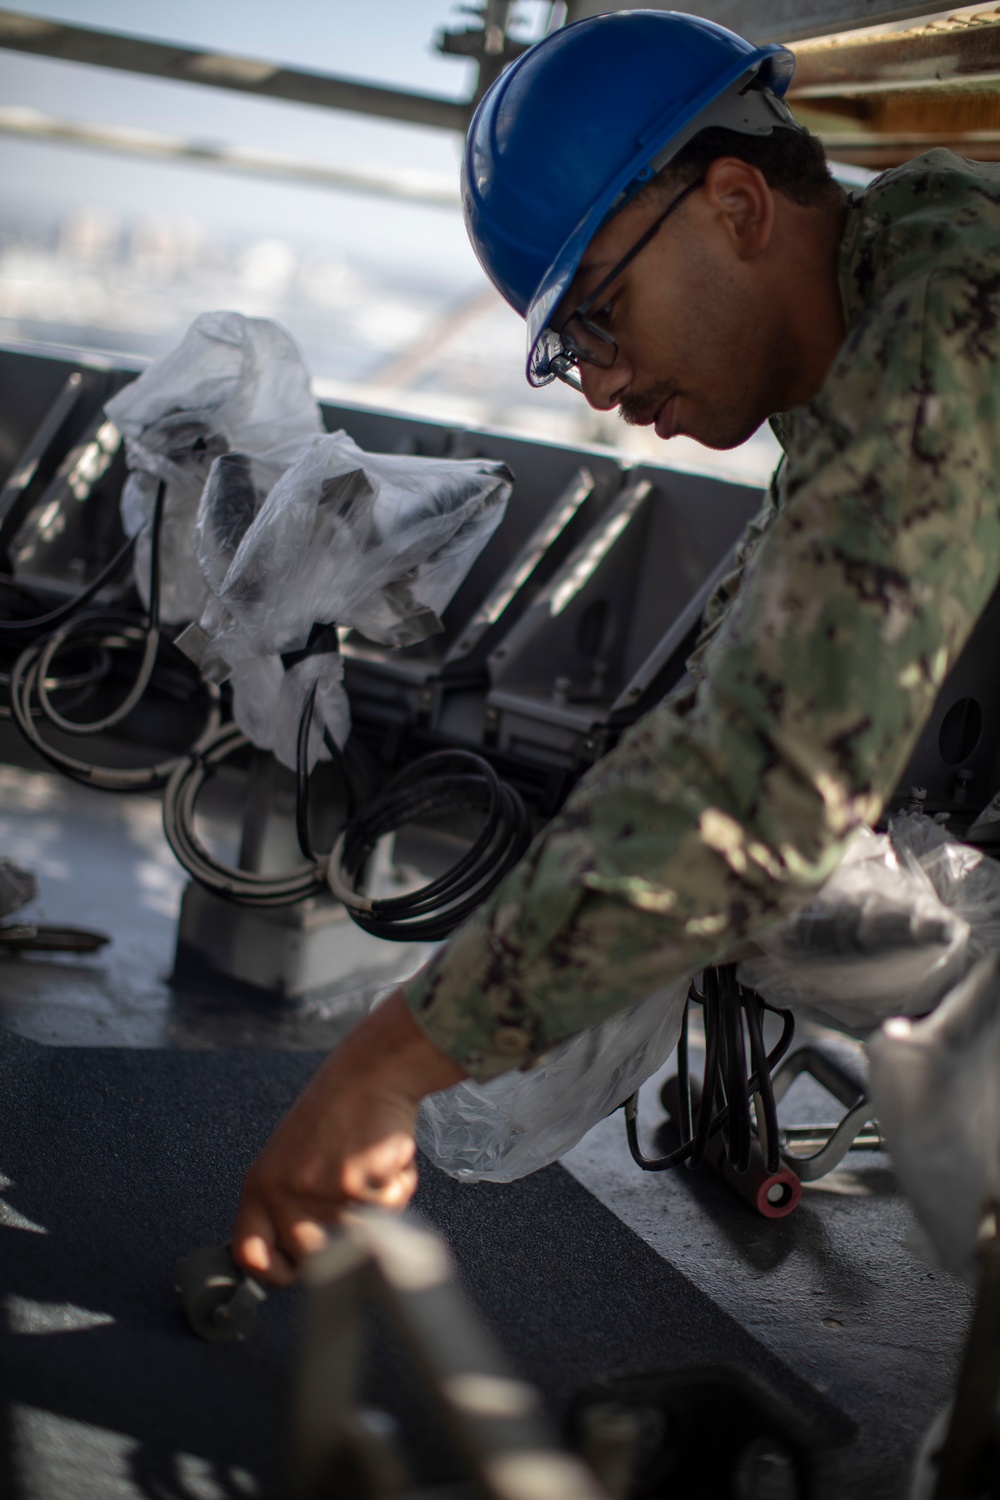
left=404, top=149, right=1000, bottom=1080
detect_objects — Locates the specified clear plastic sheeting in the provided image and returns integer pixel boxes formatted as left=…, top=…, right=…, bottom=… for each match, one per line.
left=228, top=650, right=350, bottom=777
left=418, top=978, right=689, bottom=1182
left=191, top=430, right=512, bottom=768
left=736, top=816, right=1000, bottom=1036
left=892, top=810, right=1000, bottom=964
left=105, top=311, right=322, bottom=624
left=869, top=950, right=1000, bottom=1283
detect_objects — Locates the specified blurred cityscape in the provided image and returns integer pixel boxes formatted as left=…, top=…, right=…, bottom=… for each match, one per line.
left=0, top=197, right=780, bottom=485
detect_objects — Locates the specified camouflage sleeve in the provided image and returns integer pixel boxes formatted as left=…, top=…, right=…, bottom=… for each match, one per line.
left=403, top=265, right=1000, bottom=1080
left=685, top=462, right=781, bottom=683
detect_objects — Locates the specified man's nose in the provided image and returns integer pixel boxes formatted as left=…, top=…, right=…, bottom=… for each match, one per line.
left=578, top=354, right=632, bottom=412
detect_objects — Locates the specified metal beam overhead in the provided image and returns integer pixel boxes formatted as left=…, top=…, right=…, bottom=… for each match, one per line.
left=0, top=105, right=462, bottom=206
left=0, top=9, right=468, bottom=132
left=792, top=8, right=1000, bottom=93
left=1, top=2, right=997, bottom=175
left=788, top=8, right=1000, bottom=164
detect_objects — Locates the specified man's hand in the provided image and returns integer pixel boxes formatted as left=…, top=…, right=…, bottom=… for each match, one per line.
left=232, top=988, right=466, bottom=1285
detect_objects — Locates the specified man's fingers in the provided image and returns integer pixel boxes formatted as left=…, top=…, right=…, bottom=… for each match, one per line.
left=232, top=1195, right=276, bottom=1272
left=342, top=1132, right=416, bottom=1201
left=377, top=1161, right=418, bottom=1209
left=236, top=1224, right=307, bottom=1287
left=232, top=1112, right=422, bottom=1289
left=348, top=1159, right=419, bottom=1211
left=233, top=1194, right=302, bottom=1287
left=284, top=1217, right=328, bottom=1258
left=238, top=1233, right=273, bottom=1276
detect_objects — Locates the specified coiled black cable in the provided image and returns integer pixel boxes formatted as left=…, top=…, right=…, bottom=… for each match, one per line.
left=0, top=642, right=112, bottom=722
left=327, top=748, right=531, bottom=942
left=162, top=722, right=326, bottom=906
left=166, top=629, right=529, bottom=927
left=625, top=965, right=794, bottom=1175
left=0, top=508, right=135, bottom=721
left=293, top=670, right=366, bottom=863
left=7, top=481, right=220, bottom=791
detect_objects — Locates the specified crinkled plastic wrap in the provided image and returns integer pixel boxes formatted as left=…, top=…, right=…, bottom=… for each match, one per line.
left=869, top=950, right=1000, bottom=1283
left=736, top=817, right=1000, bottom=1035
left=417, top=978, right=689, bottom=1182
left=228, top=650, right=351, bottom=775
left=892, top=810, right=1000, bottom=963
left=105, top=311, right=322, bottom=624
left=190, top=430, right=511, bottom=768
left=197, top=431, right=511, bottom=653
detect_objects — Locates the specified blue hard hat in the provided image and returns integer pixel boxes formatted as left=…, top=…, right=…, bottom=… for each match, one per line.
left=461, top=10, right=796, bottom=384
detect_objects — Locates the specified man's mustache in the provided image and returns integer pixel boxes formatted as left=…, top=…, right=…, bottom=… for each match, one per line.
left=618, top=384, right=675, bottom=426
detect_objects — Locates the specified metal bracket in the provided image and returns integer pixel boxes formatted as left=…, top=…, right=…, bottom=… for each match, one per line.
left=771, top=1041, right=881, bottom=1183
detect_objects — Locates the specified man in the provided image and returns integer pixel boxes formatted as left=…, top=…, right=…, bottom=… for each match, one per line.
left=233, top=10, right=1000, bottom=1284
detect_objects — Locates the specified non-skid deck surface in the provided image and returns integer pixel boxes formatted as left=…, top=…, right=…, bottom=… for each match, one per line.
left=0, top=1027, right=844, bottom=1499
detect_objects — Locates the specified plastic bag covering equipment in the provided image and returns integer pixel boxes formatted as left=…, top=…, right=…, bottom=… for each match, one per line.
left=105, top=311, right=323, bottom=626
left=106, top=311, right=513, bottom=771
left=192, top=430, right=512, bottom=769
left=737, top=814, right=1000, bottom=1036
left=869, top=950, right=1000, bottom=1284
left=418, top=977, right=689, bottom=1182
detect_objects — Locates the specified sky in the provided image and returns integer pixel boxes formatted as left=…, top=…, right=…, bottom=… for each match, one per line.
left=0, top=2, right=551, bottom=276
left=0, top=3, right=783, bottom=478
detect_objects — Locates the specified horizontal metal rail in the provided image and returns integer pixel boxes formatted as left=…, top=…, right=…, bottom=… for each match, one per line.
left=0, top=8, right=468, bottom=131
left=791, top=8, right=1000, bottom=95
left=788, top=8, right=1000, bottom=164
left=1, top=2, right=996, bottom=172
left=0, top=105, right=461, bottom=206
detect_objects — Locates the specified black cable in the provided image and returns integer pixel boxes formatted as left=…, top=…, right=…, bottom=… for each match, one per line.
left=675, top=987, right=695, bottom=1147
left=295, top=680, right=319, bottom=861
left=744, top=980, right=782, bottom=1173
left=720, top=965, right=752, bottom=1174
left=294, top=688, right=367, bottom=863
left=689, top=966, right=723, bottom=1170
left=7, top=481, right=219, bottom=791
left=32, top=610, right=158, bottom=735
left=624, top=972, right=794, bottom=1174
left=163, top=722, right=327, bottom=907
left=327, top=748, right=531, bottom=942
left=327, top=731, right=367, bottom=820
left=0, top=535, right=136, bottom=639
left=0, top=642, right=112, bottom=721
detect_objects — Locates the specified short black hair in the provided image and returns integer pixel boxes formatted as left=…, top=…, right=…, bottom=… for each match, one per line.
left=649, top=123, right=841, bottom=210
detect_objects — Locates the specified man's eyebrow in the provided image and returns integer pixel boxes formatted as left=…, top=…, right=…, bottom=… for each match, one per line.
left=562, top=257, right=613, bottom=310
left=574, top=256, right=616, bottom=287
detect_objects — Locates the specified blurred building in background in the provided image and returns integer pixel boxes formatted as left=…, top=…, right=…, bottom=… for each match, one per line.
left=0, top=1, right=781, bottom=483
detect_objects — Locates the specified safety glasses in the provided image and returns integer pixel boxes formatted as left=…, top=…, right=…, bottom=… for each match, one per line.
left=532, top=176, right=704, bottom=391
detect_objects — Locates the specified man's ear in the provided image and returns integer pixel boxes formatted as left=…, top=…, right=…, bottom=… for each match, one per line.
left=701, top=157, right=774, bottom=262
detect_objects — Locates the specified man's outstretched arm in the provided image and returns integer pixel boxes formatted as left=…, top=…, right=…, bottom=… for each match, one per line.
left=232, top=989, right=465, bottom=1284
left=233, top=260, right=1000, bottom=1279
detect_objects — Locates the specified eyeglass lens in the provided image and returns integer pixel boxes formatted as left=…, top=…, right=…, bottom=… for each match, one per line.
left=545, top=176, right=705, bottom=384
